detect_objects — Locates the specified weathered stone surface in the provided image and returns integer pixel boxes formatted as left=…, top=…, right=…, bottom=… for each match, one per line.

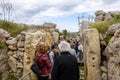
left=0, top=28, right=10, bottom=38
left=6, top=38, right=17, bottom=45
left=20, top=31, right=27, bottom=36
left=0, top=61, right=9, bottom=73
left=8, top=45, right=17, bottom=50
left=18, top=48, right=25, bottom=52
left=17, top=41, right=24, bottom=48
left=101, top=73, right=107, bottom=80
left=23, top=31, right=46, bottom=80
left=17, top=63, right=23, bottom=68
left=100, top=66, right=107, bottom=72
left=45, top=32, right=53, bottom=47
left=52, top=32, right=59, bottom=42
left=0, top=53, right=8, bottom=61
left=100, top=41, right=107, bottom=46
left=83, top=28, right=101, bottom=80
left=109, top=11, right=120, bottom=17
left=104, top=29, right=120, bottom=80
left=106, top=23, right=120, bottom=35
left=8, top=56, right=17, bottom=72
left=95, top=14, right=104, bottom=22
left=1, top=71, right=9, bottom=80
left=95, top=10, right=106, bottom=16
left=17, top=51, right=24, bottom=57
left=7, top=51, right=13, bottom=56
left=104, top=13, right=112, bottom=21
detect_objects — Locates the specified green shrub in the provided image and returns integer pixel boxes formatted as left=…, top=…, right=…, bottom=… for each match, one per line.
left=0, top=40, right=6, bottom=49
left=91, top=14, right=120, bottom=34
left=6, top=74, right=17, bottom=80
left=91, top=14, right=120, bottom=44
left=0, top=21, right=29, bottom=37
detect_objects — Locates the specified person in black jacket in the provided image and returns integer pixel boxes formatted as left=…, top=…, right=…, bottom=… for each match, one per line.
left=51, top=41, right=80, bottom=80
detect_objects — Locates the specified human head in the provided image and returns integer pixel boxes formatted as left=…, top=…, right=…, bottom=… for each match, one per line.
left=36, top=42, right=48, bottom=53
left=51, top=43, right=58, bottom=50
left=58, top=41, right=71, bottom=52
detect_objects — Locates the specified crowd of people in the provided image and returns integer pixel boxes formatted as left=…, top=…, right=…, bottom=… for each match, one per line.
left=33, top=38, right=83, bottom=80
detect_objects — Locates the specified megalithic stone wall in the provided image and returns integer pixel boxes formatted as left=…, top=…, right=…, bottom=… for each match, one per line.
left=104, top=29, right=120, bottom=80
left=83, top=28, right=101, bottom=80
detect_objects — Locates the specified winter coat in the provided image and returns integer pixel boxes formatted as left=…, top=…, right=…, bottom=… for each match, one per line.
left=36, top=52, right=52, bottom=76
left=51, top=51, right=80, bottom=80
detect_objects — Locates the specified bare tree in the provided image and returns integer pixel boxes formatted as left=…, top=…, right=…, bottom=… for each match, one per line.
left=0, top=0, right=13, bottom=22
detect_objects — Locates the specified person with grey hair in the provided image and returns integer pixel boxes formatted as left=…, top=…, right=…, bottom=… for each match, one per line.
left=51, top=41, right=80, bottom=80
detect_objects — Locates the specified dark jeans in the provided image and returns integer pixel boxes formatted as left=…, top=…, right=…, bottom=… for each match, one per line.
left=37, top=75, right=49, bottom=80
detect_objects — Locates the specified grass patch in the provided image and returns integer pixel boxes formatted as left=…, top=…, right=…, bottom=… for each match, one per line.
left=0, top=21, right=29, bottom=37
left=91, top=14, right=120, bottom=44
left=6, top=74, right=17, bottom=80
left=0, top=40, right=6, bottom=49
left=79, top=66, right=84, bottom=70
left=91, top=14, right=120, bottom=34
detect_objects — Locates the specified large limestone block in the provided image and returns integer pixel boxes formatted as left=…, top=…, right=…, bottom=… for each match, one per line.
left=23, top=31, right=46, bottom=80
left=0, top=28, right=10, bottom=38
left=45, top=32, right=53, bottom=47
left=52, top=32, right=59, bottom=42
left=104, top=29, right=120, bottom=80
left=95, top=14, right=104, bottom=22
left=106, top=23, right=120, bottom=36
left=6, top=38, right=17, bottom=45
left=83, top=28, right=101, bottom=80
left=95, top=10, right=106, bottom=16
left=104, top=13, right=112, bottom=21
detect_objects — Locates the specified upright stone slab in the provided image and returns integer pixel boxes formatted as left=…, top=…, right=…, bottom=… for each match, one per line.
left=23, top=31, right=46, bottom=80
left=83, top=28, right=101, bottom=80
left=52, top=32, right=59, bottom=42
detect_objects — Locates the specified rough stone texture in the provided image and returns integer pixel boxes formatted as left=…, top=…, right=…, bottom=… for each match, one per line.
left=8, top=56, right=17, bottom=72
left=52, top=32, right=59, bottom=42
left=101, top=73, right=107, bottom=80
left=0, top=51, right=10, bottom=80
left=100, top=66, right=107, bottom=73
left=23, top=31, right=46, bottom=80
left=6, top=34, right=25, bottom=78
left=6, top=38, right=17, bottom=45
left=109, top=11, right=120, bottom=17
left=95, top=10, right=120, bottom=22
left=95, top=10, right=106, bottom=16
left=8, top=45, right=17, bottom=50
left=95, top=14, right=104, bottom=22
left=45, top=32, right=53, bottom=47
left=104, top=29, right=120, bottom=80
left=0, top=29, right=10, bottom=80
left=17, top=41, right=24, bottom=48
left=83, top=28, right=101, bottom=80
left=104, top=13, right=112, bottom=21
left=106, top=23, right=120, bottom=36
left=0, top=28, right=10, bottom=38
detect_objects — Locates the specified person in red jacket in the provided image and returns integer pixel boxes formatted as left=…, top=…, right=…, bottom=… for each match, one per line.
left=35, top=42, right=52, bottom=80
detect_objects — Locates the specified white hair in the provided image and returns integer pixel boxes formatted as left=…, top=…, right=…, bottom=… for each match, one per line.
left=58, top=41, right=71, bottom=52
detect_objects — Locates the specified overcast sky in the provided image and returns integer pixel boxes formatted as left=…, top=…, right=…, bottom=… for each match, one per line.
left=1, top=0, right=120, bottom=32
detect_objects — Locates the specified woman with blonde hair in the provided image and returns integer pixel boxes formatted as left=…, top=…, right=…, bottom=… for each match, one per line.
left=35, top=42, right=52, bottom=80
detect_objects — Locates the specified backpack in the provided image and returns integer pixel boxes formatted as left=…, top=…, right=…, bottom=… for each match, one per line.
left=31, top=61, right=41, bottom=75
